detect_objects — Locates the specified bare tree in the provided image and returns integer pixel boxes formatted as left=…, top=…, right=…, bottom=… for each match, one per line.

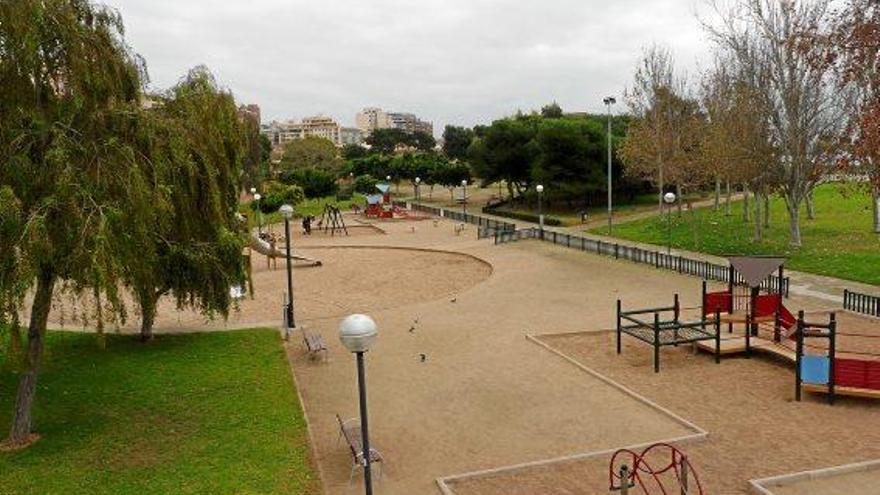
left=705, top=0, right=849, bottom=246
left=621, top=46, right=677, bottom=212
left=826, top=0, right=880, bottom=233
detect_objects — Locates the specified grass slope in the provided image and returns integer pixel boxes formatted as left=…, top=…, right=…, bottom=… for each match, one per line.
left=590, top=184, right=880, bottom=286
left=0, top=329, right=318, bottom=495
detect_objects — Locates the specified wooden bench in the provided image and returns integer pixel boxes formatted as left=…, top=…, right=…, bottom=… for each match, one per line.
left=336, top=414, right=383, bottom=483
left=302, top=329, right=327, bottom=361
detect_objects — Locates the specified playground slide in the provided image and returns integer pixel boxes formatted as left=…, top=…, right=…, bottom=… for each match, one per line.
left=248, top=232, right=322, bottom=266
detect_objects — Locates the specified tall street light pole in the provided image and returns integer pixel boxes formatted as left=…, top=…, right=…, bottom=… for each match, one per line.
left=279, top=204, right=295, bottom=330
left=415, top=177, right=421, bottom=204
left=338, top=314, right=379, bottom=495
left=603, top=96, right=616, bottom=234
left=536, top=184, right=544, bottom=240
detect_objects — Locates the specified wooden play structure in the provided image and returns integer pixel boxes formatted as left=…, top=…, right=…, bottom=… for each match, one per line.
left=363, top=183, right=425, bottom=220
left=617, top=256, right=801, bottom=371
left=696, top=256, right=796, bottom=358
left=617, top=294, right=723, bottom=373
left=317, top=204, right=348, bottom=236
left=795, top=311, right=880, bottom=403
left=609, top=443, right=704, bottom=494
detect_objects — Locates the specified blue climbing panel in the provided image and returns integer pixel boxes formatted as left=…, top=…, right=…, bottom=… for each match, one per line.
left=800, top=355, right=830, bottom=385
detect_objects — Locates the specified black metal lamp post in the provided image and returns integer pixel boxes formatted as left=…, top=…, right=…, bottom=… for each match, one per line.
left=415, top=176, right=421, bottom=203
left=338, top=314, right=379, bottom=495
left=461, top=179, right=468, bottom=215
left=536, top=184, right=544, bottom=239
left=663, top=192, right=676, bottom=254
left=603, top=96, right=616, bottom=234
left=279, top=204, right=295, bottom=329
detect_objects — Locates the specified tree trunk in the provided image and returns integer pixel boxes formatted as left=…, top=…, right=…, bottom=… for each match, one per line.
left=763, top=194, right=770, bottom=229
left=873, top=186, right=880, bottom=234
left=753, top=193, right=763, bottom=242
left=805, top=190, right=815, bottom=220
left=725, top=181, right=732, bottom=216
left=658, top=166, right=665, bottom=213
left=7, top=269, right=56, bottom=447
left=787, top=199, right=803, bottom=247
left=714, top=178, right=721, bottom=211
left=138, top=290, right=160, bottom=342
left=742, top=185, right=750, bottom=223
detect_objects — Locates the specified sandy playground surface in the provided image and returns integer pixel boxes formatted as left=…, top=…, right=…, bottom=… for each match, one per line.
left=40, top=211, right=880, bottom=494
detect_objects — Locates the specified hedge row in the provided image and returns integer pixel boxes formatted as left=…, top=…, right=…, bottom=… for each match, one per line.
left=482, top=206, right=564, bottom=226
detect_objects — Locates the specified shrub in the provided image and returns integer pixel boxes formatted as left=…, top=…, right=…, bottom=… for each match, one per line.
left=280, top=168, right=339, bottom=199
left=352, top=174, right=379, bottom=194
left=254, top=181, right=304, bottom=214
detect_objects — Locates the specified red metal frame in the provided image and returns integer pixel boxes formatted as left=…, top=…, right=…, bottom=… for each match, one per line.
left=608, top=443, right=704, bottom=494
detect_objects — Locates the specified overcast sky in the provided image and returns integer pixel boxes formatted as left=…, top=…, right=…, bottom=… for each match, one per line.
left=104, top=0, right=714, bottom=134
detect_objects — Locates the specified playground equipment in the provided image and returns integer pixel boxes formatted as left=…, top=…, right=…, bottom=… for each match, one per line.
left=317, top=204, right=348, bottom=236
left=700, top=256, right=796, bottom=356
left=248, top=231, right=322, bottom=267
left=365, top=183, right=394, bottom=218
left=609, top=443, right=704, bottom=494
left=795, top=311, right=880, bottom=403
left=617, top=294, right=722, bottom=373
left=363, top=183, right=426, bottom=220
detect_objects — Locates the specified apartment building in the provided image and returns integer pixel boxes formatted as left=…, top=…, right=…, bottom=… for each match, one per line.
left=260, top=115, right=347, bottom=147
left=355, top=107, right=433, bottom=136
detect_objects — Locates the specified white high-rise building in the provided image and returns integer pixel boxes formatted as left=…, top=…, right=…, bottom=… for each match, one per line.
left=355, top=107, right=433, bottom=136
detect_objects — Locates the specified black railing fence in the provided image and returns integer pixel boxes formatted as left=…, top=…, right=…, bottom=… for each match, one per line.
left=844, top=289, right=880, bottom=317
left=496, top=228, right=790, bottom=296
left=403, top=202, right=517, bottom=238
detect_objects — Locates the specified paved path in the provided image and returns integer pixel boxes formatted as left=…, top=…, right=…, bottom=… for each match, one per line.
left=416, top=199, right=879, bottom=303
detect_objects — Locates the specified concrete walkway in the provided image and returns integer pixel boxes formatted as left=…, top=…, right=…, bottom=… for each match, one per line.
left=427, top=201, right=879, bottom=304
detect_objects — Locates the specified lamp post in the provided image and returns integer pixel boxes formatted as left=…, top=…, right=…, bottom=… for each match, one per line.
left=536, top=184, right=544, bottom=239
left=338, top=314, right=379, bottom=495
left=415, top=177, right=421, bottom=203
left=663, top=192, right=676, bottom=255
left=254, top=193, right=263, bottom=235
left=279, top=204, right=295, bottom=330
left=250, top=186, right=257, bottom=196
left=461, top=179, right=468, bottom=216
left=603, top=96, right=616, bottom=234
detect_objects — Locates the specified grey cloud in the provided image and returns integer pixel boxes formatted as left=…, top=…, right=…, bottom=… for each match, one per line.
left=105, top=0, right=712, bottom=133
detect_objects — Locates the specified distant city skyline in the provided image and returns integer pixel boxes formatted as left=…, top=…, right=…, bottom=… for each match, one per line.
left=103, top=0, right=713, bottom=135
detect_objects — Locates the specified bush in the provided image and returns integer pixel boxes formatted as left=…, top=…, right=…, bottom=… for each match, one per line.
left=352, top=174, right=378, bottom=194
left=482, top=206, right=563, bottom=226
left=335, top=185, right=354, bottom=201
left=254, top=181, right=304, bottom=214
left=280, top=168, right=339, bottom=199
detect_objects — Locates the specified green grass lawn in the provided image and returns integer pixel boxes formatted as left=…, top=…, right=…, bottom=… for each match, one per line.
left=590, top=184, right=880, bottom=286
left=241, top=196, right=364, bottom=229
left=490, top=191, right=707, bottom=226
left=0, top=329, right=319, bottom=495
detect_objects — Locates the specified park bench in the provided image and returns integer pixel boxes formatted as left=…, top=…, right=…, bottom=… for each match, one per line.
left=302, top=328, right=327, bottom=361
left=336, top=414, right=384, bottom=484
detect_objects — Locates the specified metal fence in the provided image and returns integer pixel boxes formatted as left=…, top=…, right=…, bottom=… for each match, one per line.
left=496, top=228, right=790, bottom=296
left=844, top=289, right=880, bottom=317
left=403, top=202, right=517, bottom=238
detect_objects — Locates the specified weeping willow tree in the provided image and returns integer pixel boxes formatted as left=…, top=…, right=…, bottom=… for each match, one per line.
left=0, top=0, right=146, bottom=447
left=123, top=68, right=246, bottom=341
left=0, top=0, right=247, bottom=448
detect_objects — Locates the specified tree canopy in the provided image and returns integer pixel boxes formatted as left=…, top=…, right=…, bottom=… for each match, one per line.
left=442, top=125, right=475, bottom=161
left=278, top=136, right=342, bottom=173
